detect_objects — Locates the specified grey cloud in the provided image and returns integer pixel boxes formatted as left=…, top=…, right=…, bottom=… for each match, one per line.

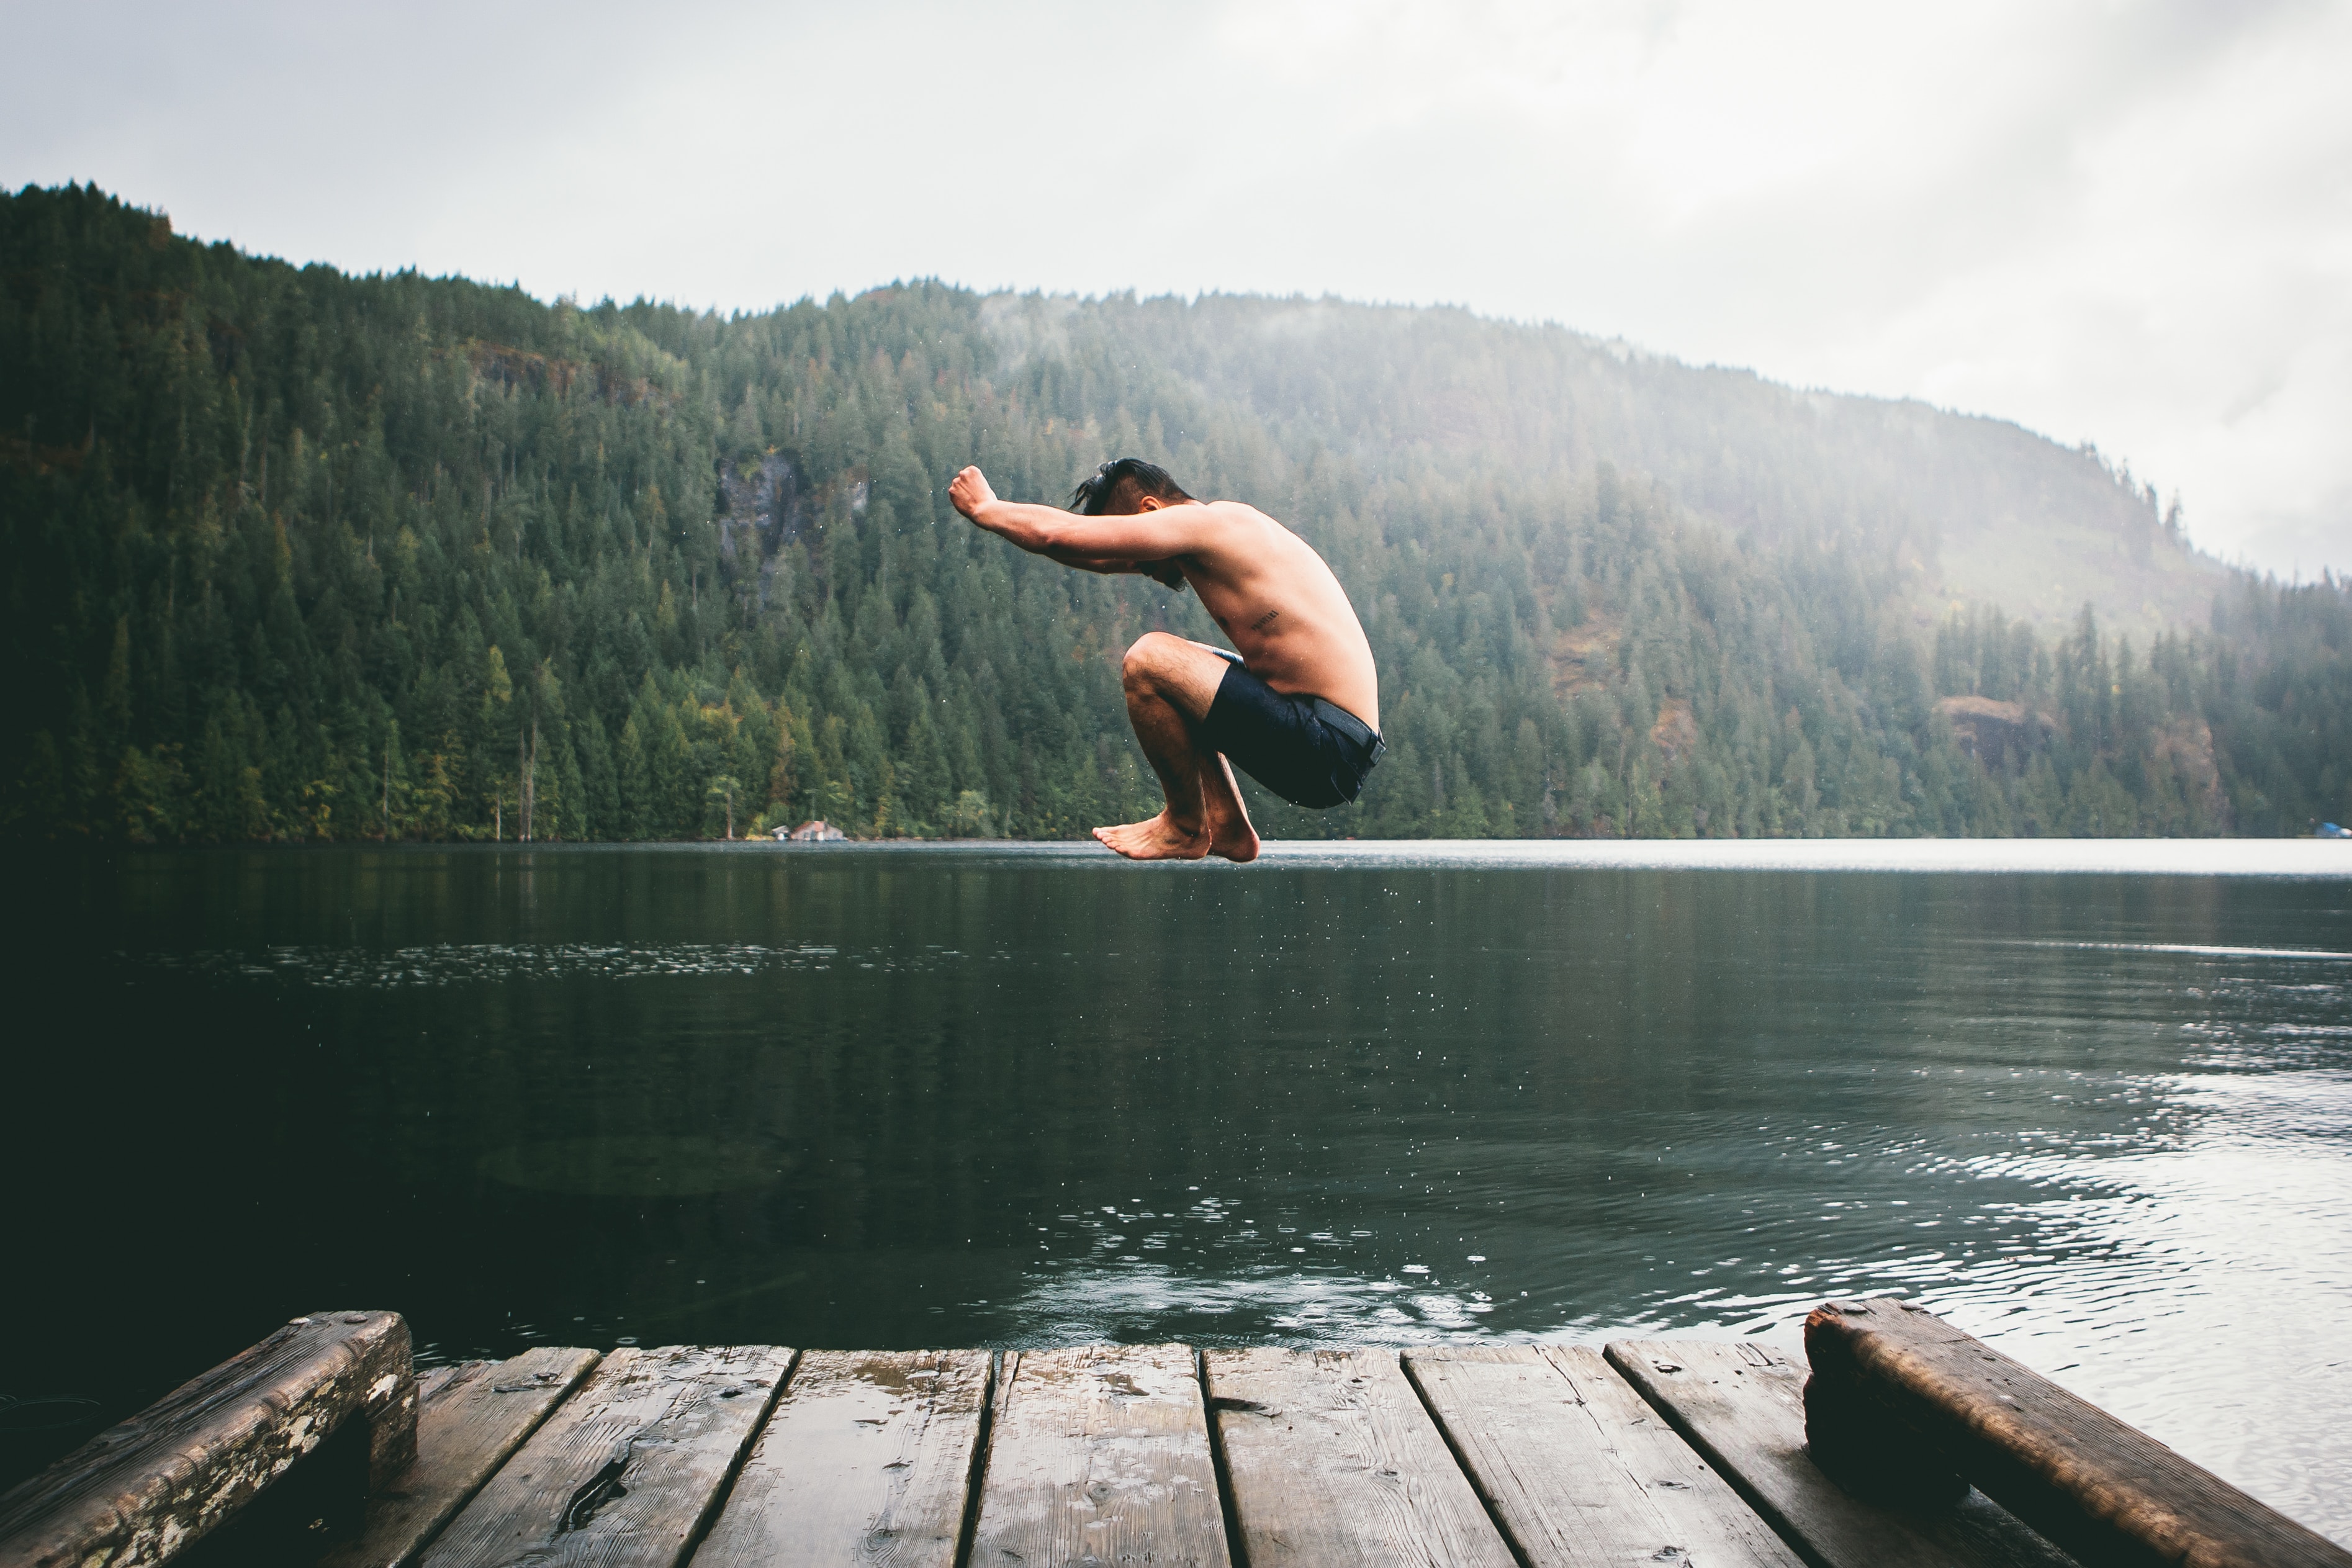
left=2, top=0, right=2343, bottom=570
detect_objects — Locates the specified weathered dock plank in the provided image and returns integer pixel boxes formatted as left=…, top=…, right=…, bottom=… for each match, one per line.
left=968, top=1344, right=1228, bottom=1567
left=29, top=1310, right=2320, bottom=1568
left=693, top=1349, right=988, bottom=1568
left=0, top=1311, right=417, bottom=1568
left=1406, top=1343, right=1804, bottom=1568
left=414, top=1345, right=790, bottom=1568
left=1606, top=1340, right=2076, bottom=1568
left=321, top=1347, right=601, bottom=1568
left=1805, top=1298, right=2352, bottom=1568
left=1207, top=1347, right=1512, bottom=1568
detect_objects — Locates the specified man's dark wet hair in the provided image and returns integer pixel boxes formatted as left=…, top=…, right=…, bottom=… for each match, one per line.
left=1070, top=457, right=1194, bottom=516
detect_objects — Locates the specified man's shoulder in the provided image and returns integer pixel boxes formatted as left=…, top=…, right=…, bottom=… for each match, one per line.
left=1196, top=498, right=1282, bottom=533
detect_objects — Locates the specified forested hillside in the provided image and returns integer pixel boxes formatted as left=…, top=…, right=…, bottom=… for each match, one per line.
left=3, top=183, right=2345, bottom=843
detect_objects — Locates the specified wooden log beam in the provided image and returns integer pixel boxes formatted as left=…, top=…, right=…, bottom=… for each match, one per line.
left=1607, top=1338, right=2074, bottom=1568
left=1803, top=1298, right=2352, bottom=1568
left=0, top=1311, right=418, bottom=1568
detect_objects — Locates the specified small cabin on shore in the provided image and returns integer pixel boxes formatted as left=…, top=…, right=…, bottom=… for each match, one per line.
left=779, top=819, right=844, bottom=842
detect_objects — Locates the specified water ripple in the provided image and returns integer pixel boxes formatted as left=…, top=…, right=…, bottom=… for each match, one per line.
left=135, top=940, right=996, bottom=988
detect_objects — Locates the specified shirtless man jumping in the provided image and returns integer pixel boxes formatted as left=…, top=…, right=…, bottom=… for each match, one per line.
left=948, top=457, right=1383, bottom=862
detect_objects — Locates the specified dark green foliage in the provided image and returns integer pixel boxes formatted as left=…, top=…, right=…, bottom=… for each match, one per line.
left=3, top=183, right=2345, bottom=842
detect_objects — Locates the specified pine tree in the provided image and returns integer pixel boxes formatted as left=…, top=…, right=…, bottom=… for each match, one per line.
left=2, top=181, right=2343, bottom=847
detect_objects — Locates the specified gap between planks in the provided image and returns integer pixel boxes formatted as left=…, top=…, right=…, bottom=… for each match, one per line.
left=696, top=1349, right=990, bottom=1568
left=415, top=1345, right=793, bottom=1568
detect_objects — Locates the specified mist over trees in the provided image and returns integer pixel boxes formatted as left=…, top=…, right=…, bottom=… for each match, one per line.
left=3, top=183, right=2345, bottom=844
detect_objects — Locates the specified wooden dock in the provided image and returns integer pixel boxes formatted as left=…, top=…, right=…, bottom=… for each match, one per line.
left=4, top=1300, right=2347, bottom=1568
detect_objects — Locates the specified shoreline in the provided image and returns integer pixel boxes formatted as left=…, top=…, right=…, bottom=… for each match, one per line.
left=27, top=836, right=2351, bottom=878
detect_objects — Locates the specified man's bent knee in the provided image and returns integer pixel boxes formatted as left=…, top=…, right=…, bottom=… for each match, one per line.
left=1125, top=631, right=1188, bottom=665
left=1122, top=632, right=1187, bottom=690
left=1122, top=633, right=1229, bottom=718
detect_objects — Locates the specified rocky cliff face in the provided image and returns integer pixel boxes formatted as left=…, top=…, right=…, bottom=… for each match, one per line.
left=1935, top=696, right=2053, bottom=768
left=717, top=453, right=809, bottom=608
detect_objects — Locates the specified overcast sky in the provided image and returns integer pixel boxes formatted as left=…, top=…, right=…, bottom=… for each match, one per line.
left=7, top=0, right=2346, bottom=575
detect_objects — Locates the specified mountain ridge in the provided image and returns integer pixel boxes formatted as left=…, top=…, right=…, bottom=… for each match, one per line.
left=1, top=182, right=2342, bottom=844
left=962, top=287, right=2225, bottom=640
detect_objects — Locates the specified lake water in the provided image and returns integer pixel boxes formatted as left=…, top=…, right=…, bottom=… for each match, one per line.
left=4, top=840, right=2348, bottom=1541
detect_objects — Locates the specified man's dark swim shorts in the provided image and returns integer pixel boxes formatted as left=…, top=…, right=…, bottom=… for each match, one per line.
left=1200, top=649, right=1385, bottom=809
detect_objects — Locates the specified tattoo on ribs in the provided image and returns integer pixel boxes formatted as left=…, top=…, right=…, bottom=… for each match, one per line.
left=1251, top=608, right=1281, bottom=633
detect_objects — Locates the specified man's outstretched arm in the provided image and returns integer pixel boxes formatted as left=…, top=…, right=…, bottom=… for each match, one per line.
left=1045, top=546, right=1189, bottom=589
left=950, top=466, right=1209, bottom=564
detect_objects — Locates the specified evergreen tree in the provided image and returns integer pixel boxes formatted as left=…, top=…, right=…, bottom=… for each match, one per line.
left=2, top=182, right=2345, bottom=845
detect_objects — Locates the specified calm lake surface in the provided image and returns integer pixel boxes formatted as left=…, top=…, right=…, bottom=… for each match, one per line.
left=4, top=841, right=2348, bottom=1538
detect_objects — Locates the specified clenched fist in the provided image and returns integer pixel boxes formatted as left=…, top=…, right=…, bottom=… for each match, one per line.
left=948, top=465, right=996, bottom=522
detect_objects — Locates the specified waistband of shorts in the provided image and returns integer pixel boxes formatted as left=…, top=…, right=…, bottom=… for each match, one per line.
left=1310, top=696, right=1386, bottom=761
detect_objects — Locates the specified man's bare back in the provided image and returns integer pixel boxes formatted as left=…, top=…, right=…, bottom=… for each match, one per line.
left=1161, top=504, right=1380, bottom=733
left=949, top=459, right=1382, bottom=860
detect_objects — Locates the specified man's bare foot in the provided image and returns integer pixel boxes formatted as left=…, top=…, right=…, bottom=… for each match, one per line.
left=1202, top=792, right=1259, bottom=862
left=1202, top=754, right=1259, bottom=862
left=1093, top=812, right=1210, bottom=860
left=1207, top=814, right=1259, bottom=862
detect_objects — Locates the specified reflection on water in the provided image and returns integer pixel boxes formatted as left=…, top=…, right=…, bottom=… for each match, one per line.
left=2030, top=941, right=2352, bottom=960
left=2, top=842, right=2347, bottom=1541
